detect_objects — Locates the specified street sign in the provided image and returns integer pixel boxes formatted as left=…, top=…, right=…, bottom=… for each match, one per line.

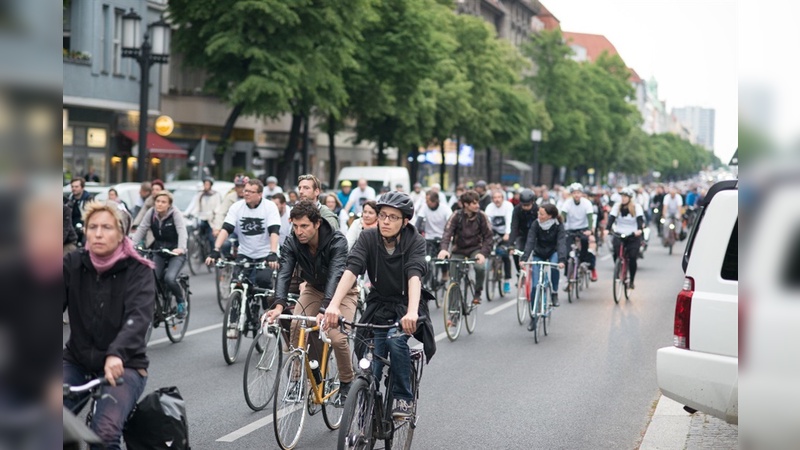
left=155, top=115, right=174, bottom=136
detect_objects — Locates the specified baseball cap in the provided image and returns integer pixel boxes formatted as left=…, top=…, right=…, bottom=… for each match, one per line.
left=341, top=180, right=352, bottom=187
left=233, top=175, right=249, bottom=186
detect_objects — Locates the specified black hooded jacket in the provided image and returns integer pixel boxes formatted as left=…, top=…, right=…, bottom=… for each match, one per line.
left=274, top=219, right=348, bottom=310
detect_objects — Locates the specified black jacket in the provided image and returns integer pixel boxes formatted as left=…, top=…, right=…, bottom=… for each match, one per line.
left=521, top=221, right=567, bottom=265
left=347, top=225, right=436, bottom=363
left=275, top=219, right=348, bottom=310
left=508, top=204, right=537, bottom=248
left=68, top=191, right=93, bottom=227
left=64, top=204, right=78, bottom=245
left=63, top=250, right=155, bottom=372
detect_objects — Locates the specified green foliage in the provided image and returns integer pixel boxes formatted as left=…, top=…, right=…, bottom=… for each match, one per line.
left=224, top=167, right=255, bottom=181
left=177, top=167, right=192, bottom=180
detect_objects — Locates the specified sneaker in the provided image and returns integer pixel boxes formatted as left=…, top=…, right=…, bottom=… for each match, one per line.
left=551, top=293, right=559, bottom=307
left=226, top=325, right=239, bottom=339
left=335, top=381, right=351, bottom=407
left=176, top=301, right=187, bottom=319
left=629, top=282, right=635, bottom=290
left=591, top=269, right=598, bottom=281
left=503, top=281, right=511, bottom=293
left=527, top=318, right=536, bottom=331
left=392, top=399, right=414, bottom=419
left=472, top=296, right=481, bottom=305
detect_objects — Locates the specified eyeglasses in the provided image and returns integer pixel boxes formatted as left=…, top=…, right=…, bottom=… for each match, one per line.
left=378, top=213, right=402, bottom=223
left=243, top=189, right=259, bottom=194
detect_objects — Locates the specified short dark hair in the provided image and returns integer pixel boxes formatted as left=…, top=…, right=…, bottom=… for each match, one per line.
left=362, top=200, right=378, bottom=214
left=289, top=199, right=321, bottom=223
left=460, top=190, right=480, bottom=204
left=426, top=190, right=439, bottom=202
left=71, top=177, right=85, bottom=188
left=539, top=203, right=563, bottom=223
left=272, top=193, right=286, bottom=204
left=151, top=179, right=165, bottom=190
left=247, top=179, right=264, bottom=193
left=297, top=174, right=322, bottom=191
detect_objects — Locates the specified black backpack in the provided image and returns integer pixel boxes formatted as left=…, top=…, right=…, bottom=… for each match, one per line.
left=124, top=386, right=190, bottom=450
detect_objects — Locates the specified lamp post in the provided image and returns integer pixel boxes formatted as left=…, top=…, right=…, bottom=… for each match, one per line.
left=121, top=9, right=171, bottom=182
left=531, top=129, right=542, bottom=185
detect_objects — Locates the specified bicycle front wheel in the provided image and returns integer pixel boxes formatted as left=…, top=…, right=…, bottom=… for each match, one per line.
left=243, top=329, right=282, bottom=411
left=322, top=347, right=344, bottom=430
left=495, top=260, right=506, bottom=298
left=222, top=291, right=243, bottom=364
left=465, top=286, right=477, bottom=335
left=566, top=260, right=575, bottom=303
left=274, top=353, right=307, bottom=450
left=532, top=286, right=541, bottom=344
left=542, top=285, right=550, bottom=337
left=485, top=259, right=497, bottom=302
left=216, top=264, right=233, bottom=312
left=623, top=263, right=631, bottom=300
left=613, top=260, right=623, bottom=304
left=443, top=283, right=462, bottom=342
left=516, top=273, right=528, bottom=325
left=166, top=289, right=190, bottom=343
left=337, top=377, right=374, bottom=450
left=186, top=237, right=201, bottom=276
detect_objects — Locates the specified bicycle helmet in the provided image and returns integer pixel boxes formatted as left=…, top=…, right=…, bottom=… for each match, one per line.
left=620, top=187, right=636, bottom=198
left=266, top=176, right=278, bottom=184
left=375, top=191, right=415, bottom=219
left=203, top=176, right=214, bottom=185
left=519, top=189, right=535, bottom=205
left=568, top=182, right=584, bottom=193
left=233, top=175, right=249, bottom=186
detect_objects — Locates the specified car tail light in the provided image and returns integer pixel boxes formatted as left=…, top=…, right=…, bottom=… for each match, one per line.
left=673, top=277, right=694, bottom=349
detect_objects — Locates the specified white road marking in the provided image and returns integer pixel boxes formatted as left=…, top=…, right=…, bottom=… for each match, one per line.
left=216, top=403, right=302, bottom=442
left=484, top=299, right=517, bottom=316
left=147, top=322, right=222, bottom=347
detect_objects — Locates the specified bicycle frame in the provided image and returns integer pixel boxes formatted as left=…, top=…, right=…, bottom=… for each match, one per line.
left=218, top=259, right=267, bottom=335
left=278, top=314, right=338, bottom=405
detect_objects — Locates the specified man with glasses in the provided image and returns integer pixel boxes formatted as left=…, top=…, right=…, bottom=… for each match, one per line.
left=437, top=190, right=494, bottom=304
left=296, top=174, right=339, bottom=231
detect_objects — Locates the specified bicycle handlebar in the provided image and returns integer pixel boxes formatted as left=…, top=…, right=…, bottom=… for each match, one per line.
left=63, top=377, right=124, bottom=396
left=520, top=261, right=561, bottom=267
left=135, top=247, right=179, bottom=256
left=215, top=259, right=268, bottom=270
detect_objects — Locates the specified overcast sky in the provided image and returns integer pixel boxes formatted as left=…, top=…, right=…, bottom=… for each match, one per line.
left=546, top=0, right=738, bottom=163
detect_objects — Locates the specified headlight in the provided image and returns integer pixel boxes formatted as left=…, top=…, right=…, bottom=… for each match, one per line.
left=669, top=224, right=675, bottom=230
left=653, top=208, right=659, bottom=213
left=425, top=255, right=431, bottom=262
left=660, top=218, right=666, bottom=224
left=359, top=358, right=371, bottom=370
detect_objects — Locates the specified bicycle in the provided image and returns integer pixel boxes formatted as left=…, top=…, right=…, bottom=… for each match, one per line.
left=564, top=231, right=590, bottom=303
left=63, top=376, right=124, bottom=447
left=422, top=238, right=447, bottom=308
left=242, top=291, right=298, bottom=412
left=512, top=250, right=532, bottom=325
left=526, top=260, right=560, bottom=344
left=215, top=237, right=239, bottom=312
left=271, top=314, right=343, bottom=450
left=661, top=215, right=678, bottom=255
left=611, top=231, right=633, bottom=303
left=335, top=316, right=425, bottom=450
left=137, top=247, right=191, bottom=343
left=441, top=258, right=479, bottom=342
left=484, top=235, right=507, bottom=302
left=185, top=215, right=213, bottom=276
left=354, top=275, right=369, bottom=324
left=216, top=259, right=271, bottom=364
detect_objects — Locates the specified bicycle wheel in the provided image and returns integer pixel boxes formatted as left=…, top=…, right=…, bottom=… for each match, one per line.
left=337, top=377, right=374, bottom=450
left=574, top=267, right=581, bottom=300
left=443, top=283, right=462, bottom=342
left=166, top=288, right=190, bottom=343
left=243, top=329, right=282, bottom=411
left=222, top=291, right=243, bottom=364
left=386, top=380, right=416, bottom=450
left=186, top=237, right=201, bottom=276
left=623, top=263, right=631, bottom=300
left=516, top=273, right=528, bottom=325
left=274, top=353, right=307, bottom=450
left=322, top=348, right=344, bottom=430
left=496, top=261, right=506, bottom=299
left=542, top=285, right=550, bottom=337
left=566, top=259, right=575, bottom=303
left=465, top=279, right=477, bottom=334
left=216, top=264, right=233, bottom=313
left=485, top=259, right=497, bottom=302
left=532, top=286, right=541, bottom=344
left=613, top=260, right=623, bottom=304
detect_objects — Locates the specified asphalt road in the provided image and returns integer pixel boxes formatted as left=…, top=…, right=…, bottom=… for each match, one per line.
left=65, top=235, right=688, bottom=449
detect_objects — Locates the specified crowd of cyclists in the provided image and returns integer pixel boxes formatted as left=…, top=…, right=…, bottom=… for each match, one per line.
left=62, top=171, right=706, bottom=448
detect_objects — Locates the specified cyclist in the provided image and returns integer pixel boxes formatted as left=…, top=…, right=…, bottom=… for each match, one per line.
left=206, top=178, right=281, bottom=335
left=132, top=179, right=164, bottom=229
left=131, top=190, right=189, bottom=318
left=346, top=200, right=378, bottom=250
left=437, top=190, right=493, bottom=304
left=650, top=185, right=665, bottom=235
left=520, top=203, right=566, bottom=321
left=606, top=187, right=644, bottom=290
left=560, top=183, right=597, bottom=281
left=474, top=180, right=491, bottom=210
left=323, top=192, right=436, bottom=419
left=271, top=193, right=292, bottom=247
left=536, top=185, right=557, bottom=206
left=297, top=174, right=340, bottom=231
left=211, top=174, right=247, bottom=257
left=415, top=190, right=452, bottom=284
left=262, top=175, right=284, bottom=197
left=342, top=178, right=377, bottom=216
left=67, top=177, right=94, bottom=244
left=509, top=189, right=537, bottom=273
left=64, top=201, right=155, bottom=450
left=264, top=200, right=358, bottom=403
left=484, top=189, right=514, bottom=293
left=661, top=186, right=684, bottom=237
left=185, top=177, right=221, bottom=251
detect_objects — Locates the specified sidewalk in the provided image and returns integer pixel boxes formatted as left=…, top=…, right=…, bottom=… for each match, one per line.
left=639, top=395, right=738, bottom=450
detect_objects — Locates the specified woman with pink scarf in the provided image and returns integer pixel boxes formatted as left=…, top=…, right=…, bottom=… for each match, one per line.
left=63, top=201, right=155, bottom=449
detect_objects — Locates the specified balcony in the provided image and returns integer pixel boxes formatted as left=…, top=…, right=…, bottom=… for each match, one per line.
left=63, top=50, right=92, bottom=66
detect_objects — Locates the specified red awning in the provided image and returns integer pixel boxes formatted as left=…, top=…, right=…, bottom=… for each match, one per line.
left=120, top=131, right=188, bottom=159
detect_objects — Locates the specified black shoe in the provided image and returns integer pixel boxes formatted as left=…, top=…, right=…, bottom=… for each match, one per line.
left=629, top=282, right=635, bottom=290
left=527, top=318, right=536, bottom=331
left=335, top=381, right=351, bottom=407
left=551, top=293, right=559, bottom=307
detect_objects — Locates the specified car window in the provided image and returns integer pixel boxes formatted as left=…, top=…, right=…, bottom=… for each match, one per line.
left=172, top=189, right=198, bottom=211
left=721, top=220, right=738, bottom=281
left=785, top=228, right=800, bottom=288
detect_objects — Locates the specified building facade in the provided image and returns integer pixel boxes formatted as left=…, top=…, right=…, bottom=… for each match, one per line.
left=672, top=106, right=715, bottom=151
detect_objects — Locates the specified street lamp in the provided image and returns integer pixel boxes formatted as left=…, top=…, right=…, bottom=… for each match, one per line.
left=531, top=129, right=542, bottom=185
left=122, top=9, right=171, bottom=182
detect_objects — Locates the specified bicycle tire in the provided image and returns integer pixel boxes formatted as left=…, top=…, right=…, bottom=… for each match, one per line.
left=243, top=329, right=282, bottom=411
left=322, top=347, right=344, bottom=430
left=532, top=286, right=541, bottom=344
left=542, top=285, right=549, bottom=337
left=274, top=353, right=307, bottom=450
left=222, top=291, right=243, bottom=364
left=465, top=286, right=477, bottom=335
left=574, top=267, right=581, bottom=300
left=566, top=259, right=575, bottom=303
left=516, top=273, right=528, bottom=325
left=186, top=237, right=200, bottom=276
left=216, top=264, right=233, bottom=313
left=385, top=378, right=416, bottom=450
left=443, top=283, right=462, bottom=342
left=166, top=287, right=190, bottom=343
left=485, top=258, right=497, bottom=302
left=623, top=263, right=631, bottom=300
left=613, top=260, right=623, bottom=304
left=337, top=377, right=374, bottom=450
left=496, top=260, right=505, bottom=298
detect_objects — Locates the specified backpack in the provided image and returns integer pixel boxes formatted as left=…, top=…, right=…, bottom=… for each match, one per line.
left=124, top=386, right=190, bottom=450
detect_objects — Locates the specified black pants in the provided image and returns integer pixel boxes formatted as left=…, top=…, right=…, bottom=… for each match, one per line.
left=568, top=230, right=596, bottom=270
left=612, top=235, right=641, bottom=283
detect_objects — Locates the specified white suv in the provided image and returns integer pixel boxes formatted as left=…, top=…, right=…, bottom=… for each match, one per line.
left=656, top=179, right=738, bottom=424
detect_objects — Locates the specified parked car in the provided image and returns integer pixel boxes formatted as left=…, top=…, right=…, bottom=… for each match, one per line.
left=62, top=182, right=109, bottom=202
left=92, top=182, right=142, bottom=211
left=165, top=180, right=234, bottom=213
left=656, top=178, right=738, bottom=424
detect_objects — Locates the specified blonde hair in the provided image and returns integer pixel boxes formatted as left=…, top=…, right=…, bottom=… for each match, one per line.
left=153, top=190, right=174, bottom=205
left=82, top=201, right=128, bottom=235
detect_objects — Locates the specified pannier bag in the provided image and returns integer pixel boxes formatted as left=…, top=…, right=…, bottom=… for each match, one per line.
left=124, top=386, right=190, bottom=450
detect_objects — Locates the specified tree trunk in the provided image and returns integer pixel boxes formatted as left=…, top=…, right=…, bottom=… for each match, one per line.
left=328, top=116, right=337, bottom=188
left=485, top=147, right=492, bottom=182
left=454, top=136, right=460, bottom=189
left=498, top=149, right=503, bottom=186
left=439, top=140, right=446, bottom=187
left=377, top=140, right=386, bottom=166
left=409, top=145, right=419, bottom=186
left=301, top=113, right=309, bottom=175
left=216, top=102, right=245, bottom=178
left=277, top=113, right=303, bottom=187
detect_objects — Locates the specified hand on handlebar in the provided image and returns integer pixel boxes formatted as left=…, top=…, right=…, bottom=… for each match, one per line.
left=475, top=254, right=486, bottom=265
left=400, top=310, right=419, bottom=335
left=634, top=229, right=643, bottom=237
left=558, top=262, right=565, bottom=269
left=171, top=248, right=185, bottom=256
left=263, top=305, right=283, bottom=326
left=583, top=230, right=592, bottom=236
left=437, top=250, right=450, bottom=260
left=323, top=305, right=341, bottom=331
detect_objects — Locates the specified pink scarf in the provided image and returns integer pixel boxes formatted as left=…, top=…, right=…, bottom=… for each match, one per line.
left=89, top=237, right=155, bottom=273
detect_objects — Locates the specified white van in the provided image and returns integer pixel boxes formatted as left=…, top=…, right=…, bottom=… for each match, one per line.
left=334, top=166, right=410, bottom=194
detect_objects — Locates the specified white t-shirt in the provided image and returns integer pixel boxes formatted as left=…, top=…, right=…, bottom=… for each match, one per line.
left=346, top=187, right=377, bottom=214
left=263, top=185, right=284, bottom=198
left=223, top=199, right=281, bottom=259
left=662, top=194, right=683, bottom=217
left=610, top=203, right=644, bottom=235
left=560, top=197, right=594, bottom=231
left=277, top=205, right=291, bottom=247
left=416, top=203, right=452, bottom=240
left=484, top=201, right=514, bottom=235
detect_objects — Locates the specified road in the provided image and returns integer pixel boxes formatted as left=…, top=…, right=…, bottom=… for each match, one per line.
left=65, top=236, right=687, bottom=449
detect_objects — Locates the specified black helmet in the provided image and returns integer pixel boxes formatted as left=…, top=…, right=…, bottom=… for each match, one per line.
left=519, top=189, right=535, bottom=205
left=375, top=191, right=414, bottom=219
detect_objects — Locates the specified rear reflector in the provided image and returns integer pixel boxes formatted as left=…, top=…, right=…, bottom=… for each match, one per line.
left=673, top=277, right=694, bottom=349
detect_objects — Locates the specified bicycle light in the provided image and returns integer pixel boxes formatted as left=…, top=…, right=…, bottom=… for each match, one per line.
left=660, top=218, right=666, bottom=224
left=669, top=223, right=675, bottom=230
left=359, top=358, right=371, bottom=370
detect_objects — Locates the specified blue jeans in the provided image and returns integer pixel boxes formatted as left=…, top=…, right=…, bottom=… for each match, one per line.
left=372, top=327, right=413, bottom=402
left=63, top=361, right=147, bottom=450
left=153, top=253, right=187, bottom=302
left=531, top=253, right=560, bottom=302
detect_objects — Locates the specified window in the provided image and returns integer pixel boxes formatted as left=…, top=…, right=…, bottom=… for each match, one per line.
left=720, top=220, right=738, bottom=281
left=100, top=5, right=109, bottom=72
left=87, top=128, right=108, bottom=148
left=113, top=9, right=123, bottom=74
left=63, top=1, right=72, bottom=52
left=784, top=228, right=799, bottom=288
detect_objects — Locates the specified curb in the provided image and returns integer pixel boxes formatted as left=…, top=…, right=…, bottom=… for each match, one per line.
left=639, top=395, right=692, bottom=449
